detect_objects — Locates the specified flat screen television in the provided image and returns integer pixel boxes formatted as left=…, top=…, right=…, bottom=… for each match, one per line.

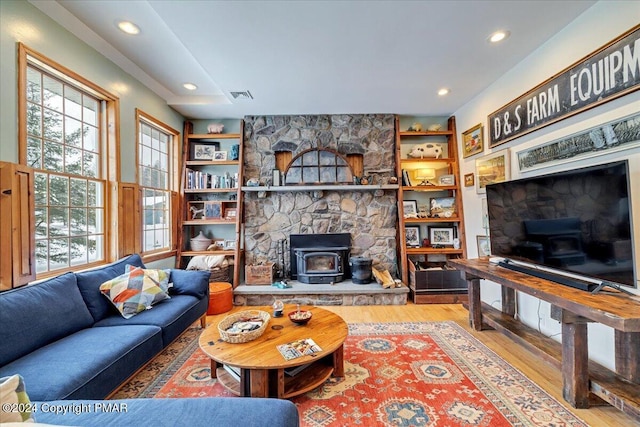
left=486, top=160, right=636, bottom=291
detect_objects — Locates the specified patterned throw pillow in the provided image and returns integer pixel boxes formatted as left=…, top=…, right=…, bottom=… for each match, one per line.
left=0, top=374, right=35, bottom=422
left=126, top=264, right=172, bottom=293
left=100, top=268, right=171, bottom=319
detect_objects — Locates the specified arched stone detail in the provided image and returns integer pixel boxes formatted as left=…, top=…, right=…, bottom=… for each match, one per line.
left=283, top=148, right=354, bottom=185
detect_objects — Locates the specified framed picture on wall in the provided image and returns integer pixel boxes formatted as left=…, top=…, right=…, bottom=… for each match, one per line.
left=464, top=173, right=474, bottom=187
left=462, top=123, right=484, bottom=158
left=475, top=149, right=510, bottom=194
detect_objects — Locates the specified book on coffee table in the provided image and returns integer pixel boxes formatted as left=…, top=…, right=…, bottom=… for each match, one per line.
left=277, top=338, right=322, bottom=360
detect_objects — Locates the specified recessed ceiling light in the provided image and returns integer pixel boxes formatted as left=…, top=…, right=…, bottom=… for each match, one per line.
left=488, top=30, right=510, bottom=43
left=183, top=83, right=198, bottom=91
left=437, top=88, right=450, bottom=96
left=117, top=21, right=140, bottom=35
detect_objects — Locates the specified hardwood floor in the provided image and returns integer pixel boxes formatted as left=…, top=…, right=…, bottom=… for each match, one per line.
left=216, top=302, right=636, bottom=426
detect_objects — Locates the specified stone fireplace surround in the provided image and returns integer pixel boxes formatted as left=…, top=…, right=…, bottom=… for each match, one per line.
left=238, top=114, right=407, bottom=305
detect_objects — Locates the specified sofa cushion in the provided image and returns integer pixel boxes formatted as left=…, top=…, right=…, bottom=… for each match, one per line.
left=94, top=294, right=206, bottom=346
left=34, top=398, right=300, bottom=427
left=0, top=325, right=162, bottom=401
left=0, top=272, right=95, bottom=366
left=76, top=254, right=145, bottom=322
left=0, top=374, right=35, bottom=422
left=168, top=269, right=210, bottom=298
left=99, top=268, right=171, bottom=319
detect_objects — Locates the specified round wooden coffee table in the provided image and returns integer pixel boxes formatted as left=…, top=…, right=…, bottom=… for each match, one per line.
left=199, top=305, right=348, bottom=399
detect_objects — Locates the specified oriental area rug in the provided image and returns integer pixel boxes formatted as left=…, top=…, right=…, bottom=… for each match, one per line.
left=114, top=322, right=586, bottom=427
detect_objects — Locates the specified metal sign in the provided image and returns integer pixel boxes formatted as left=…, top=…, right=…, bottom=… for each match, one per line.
left=488, top=25, right=640, bottom=147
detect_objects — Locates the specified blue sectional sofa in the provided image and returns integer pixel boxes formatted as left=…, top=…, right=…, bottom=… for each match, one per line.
left=0, top=254, right=300, bottom=426
left=0, top=254, right=210, bottom=401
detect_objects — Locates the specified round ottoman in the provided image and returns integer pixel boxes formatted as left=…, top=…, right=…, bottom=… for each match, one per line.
left=207, top=282, right=233, bottom=315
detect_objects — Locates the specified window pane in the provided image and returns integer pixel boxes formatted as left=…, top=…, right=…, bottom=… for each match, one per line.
left=49, top=206, right=69, bottom=236
left=43, top=76, right=63, bottom=112
left=49, top=238, right=69, bottom=270
left=43, top=142, right=63, bottom=171
left=64, top=87, right=82, bottom=120
left=43, top=109, right=63, bottom=142
left=35, top=207, right=47, bottom=238
left=65, top=146, right=82, bottom=175
left=65, top=117, right=82, bottom=146
left=35, top=240, right=48, bottom=273
left=27, top=137, right=42, bottom=169
left=70, top=178, right=87, bottom=206
left=70, top=237, right=88, bottom=266
left=49, top=175, right=68, bottom=205
left=70, top=208, right=87, bottom=235
left=83, top=124, right=98, bottom=152
left=82, top=97, right=98, bottom=126
left=303, top=167, right=319, bottom=182
left=320, top=150, right=334, bottom=165
left=26, top=103, right=42, bottom=137
left=83, top=152, right=98, bottom=178
left=26, top=68, right=42, bottom=103
left=34, top=173, right=47, bottom=205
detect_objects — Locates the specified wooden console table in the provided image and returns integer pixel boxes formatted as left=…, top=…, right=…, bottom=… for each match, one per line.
left=448, top=258, right=640, bottom=421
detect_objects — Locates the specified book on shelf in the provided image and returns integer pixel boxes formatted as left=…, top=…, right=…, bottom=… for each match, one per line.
left=284, top=362, right=313, bottom=377
left=223, top=364, right=241, bottom=381
left=277, top=338, right=322, bottom=361
left=402, top=169, right=412, bottom=186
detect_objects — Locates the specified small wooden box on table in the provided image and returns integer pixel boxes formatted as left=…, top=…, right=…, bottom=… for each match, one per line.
left=448, top=258, right=640, bottom=421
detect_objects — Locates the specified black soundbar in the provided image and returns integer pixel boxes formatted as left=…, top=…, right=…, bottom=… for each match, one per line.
left=497, top=261, right=599, bottom=292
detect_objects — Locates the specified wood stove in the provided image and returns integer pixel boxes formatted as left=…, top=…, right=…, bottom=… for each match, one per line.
left=290, top=233, right=351, bottom=284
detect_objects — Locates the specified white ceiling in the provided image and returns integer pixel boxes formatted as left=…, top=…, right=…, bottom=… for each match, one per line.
left=32, top=0, right=597, bottom=120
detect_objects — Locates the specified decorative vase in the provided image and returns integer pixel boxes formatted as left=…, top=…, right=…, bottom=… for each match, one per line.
left=190, top=231, right=212, bottom=251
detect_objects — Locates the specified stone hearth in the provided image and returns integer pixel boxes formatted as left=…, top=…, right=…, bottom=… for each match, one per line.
left=234, top=281, right=408, bottom=306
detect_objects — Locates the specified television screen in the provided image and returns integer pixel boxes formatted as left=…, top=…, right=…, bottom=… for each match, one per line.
left=486, top=160, right=636, bottom=288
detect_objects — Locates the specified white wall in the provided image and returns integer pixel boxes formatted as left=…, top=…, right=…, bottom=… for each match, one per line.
left=453, top=1, right=640, bottom=370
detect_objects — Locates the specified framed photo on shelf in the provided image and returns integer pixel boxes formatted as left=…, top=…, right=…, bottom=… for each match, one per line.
left=223, top=239, right=237, bottom=250
left=204, top=201, right=222, bottom=219
left=224, top=207, right=237, bottom=220
left=475, top=148, right=510, bottom=194
left=405, top=226, right=421, bottom=247
left=429, top=197, right=456, bottom=218
left=462, top=123, right=484, bottom=158
left=477, top=235, right=491, bottom=256
left=403, top=200, right=418, bottom=218
left=438, top=174, right=455, bottom=186
left=191, top=142, right=219, bottom=160
left=213, top=151, right=228, bottom=161
left=464, top=173, right=475, bottom=187
left=429, top=227, right=455, bottom=245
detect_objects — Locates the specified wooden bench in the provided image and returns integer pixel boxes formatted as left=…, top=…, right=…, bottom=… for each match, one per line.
left=449, top=258, right=640, bottom=421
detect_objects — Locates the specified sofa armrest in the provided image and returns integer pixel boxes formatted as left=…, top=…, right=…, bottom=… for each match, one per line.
left=169, top=270, right=210, bottom=299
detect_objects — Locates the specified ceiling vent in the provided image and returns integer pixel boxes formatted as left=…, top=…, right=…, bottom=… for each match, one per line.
left=229, top=90, right=253, bottom=100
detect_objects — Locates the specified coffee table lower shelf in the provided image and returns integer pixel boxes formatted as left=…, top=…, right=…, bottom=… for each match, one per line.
left=216, top=360, right=334, bottom=399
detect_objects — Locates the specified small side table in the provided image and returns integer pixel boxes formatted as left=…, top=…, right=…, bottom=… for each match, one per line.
left=208, top=282, right=233, bottom=315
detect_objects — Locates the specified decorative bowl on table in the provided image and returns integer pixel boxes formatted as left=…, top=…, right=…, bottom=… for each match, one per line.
left=288, top=310, right=312, bottom=325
